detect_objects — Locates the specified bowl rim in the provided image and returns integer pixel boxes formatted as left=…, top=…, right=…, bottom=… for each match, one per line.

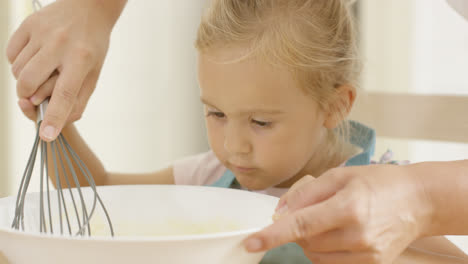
left=0, top=224, right=266, bottom=243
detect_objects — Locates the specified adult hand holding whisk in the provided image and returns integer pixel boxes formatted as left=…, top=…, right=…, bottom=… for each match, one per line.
left=7, top=0, right=127, bottom=142
left=10, top=0, right=114, bottom=238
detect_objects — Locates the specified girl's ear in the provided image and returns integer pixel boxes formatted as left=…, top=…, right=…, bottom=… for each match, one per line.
left=324, top=84, right=356, bottom=129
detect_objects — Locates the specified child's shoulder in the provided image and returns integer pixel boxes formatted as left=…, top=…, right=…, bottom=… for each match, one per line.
left=346, top=121, right=409, bottom=166
left=371, top=150, right=410, bottom=165
left=172, top=151, right=227, bottom=185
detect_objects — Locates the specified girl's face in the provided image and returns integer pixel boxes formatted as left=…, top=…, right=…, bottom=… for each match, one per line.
left=197, top=47, right=331, bottom=190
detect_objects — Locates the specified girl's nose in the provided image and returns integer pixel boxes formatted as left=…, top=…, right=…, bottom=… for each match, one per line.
left=223, top=123, right=252, bottom=155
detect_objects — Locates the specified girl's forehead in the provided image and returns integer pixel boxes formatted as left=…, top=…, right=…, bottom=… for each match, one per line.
left=198, top=51, right=301, bottom=95
left=198, top=52, right=317, bottom=115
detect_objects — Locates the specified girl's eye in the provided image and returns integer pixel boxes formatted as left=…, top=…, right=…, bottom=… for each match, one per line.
left=206, top=111, right=225, bottom=118
left=252, top=119, right=272, bottom=127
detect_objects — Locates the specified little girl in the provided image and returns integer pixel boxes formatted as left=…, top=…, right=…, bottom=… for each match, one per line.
left=19, top=0, right=466, bottom=263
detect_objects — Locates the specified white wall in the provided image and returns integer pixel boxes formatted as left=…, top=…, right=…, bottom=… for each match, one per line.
left=409, top=0, right=468, bottom=163
left=3, top=0, right=30, bottom=199
left=359, top=0, right=414, bottom=160
left=409, top=0, right=468, bottom=252
left=360, top=0, right=468, bottom=163
left=0, top=0, right=11, bottom=198
left=77, top=0, right=209, bottom=173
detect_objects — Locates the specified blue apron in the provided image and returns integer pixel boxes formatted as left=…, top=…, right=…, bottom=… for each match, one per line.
left=210, top=121, right=376, bottom=264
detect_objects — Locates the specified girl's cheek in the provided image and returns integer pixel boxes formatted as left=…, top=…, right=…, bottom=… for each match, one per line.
left=206, top=123, right=224, bottom=148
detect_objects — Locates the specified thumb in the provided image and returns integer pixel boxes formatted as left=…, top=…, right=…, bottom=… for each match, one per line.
left=39, top=64, right=87, bottom=142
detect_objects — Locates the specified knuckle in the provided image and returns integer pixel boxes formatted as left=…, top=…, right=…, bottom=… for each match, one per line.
left=344, top=199, right=365, bottom=225
left=366, top=252, right=381, bottom=263
left=17, top=76, right=35, bottom=97
left=291, top=213, right=310, bottom=240
left=299, top=175, right=315, bottom=185
left=6, top=47, right=15, bottom=64
left=292, top=186, right=309, bottom=203
left=41, top=79, right=57, bottom=94
left=45, top=111, right=62, bottom=125
left=347, top=201, right=360, bottom=220
left=74, top=45, right=94, bottom=63
left=354, top=231, right=372, bottom=249
left=69, top=111, right=83, bottom=122
left=58, top=88, right=76, bottom=104
left=328, top=167, right=356, bottom=184
left=11, top=63, right=21, bottom=79
left=326, top=168, right=342, bottom=181
left=53, top=28, right=69, bottom=46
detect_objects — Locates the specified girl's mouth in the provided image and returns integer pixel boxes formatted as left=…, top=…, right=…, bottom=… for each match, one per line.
left=229, top=163, right=256, bottom=173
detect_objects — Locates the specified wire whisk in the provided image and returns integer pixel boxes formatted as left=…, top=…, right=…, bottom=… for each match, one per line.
left=12, top=99, right=114, bottom=236
left=11, top=103, right=115, bottom=235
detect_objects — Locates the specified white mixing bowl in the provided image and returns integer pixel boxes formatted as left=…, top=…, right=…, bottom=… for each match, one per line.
left=0, top=185, right=278, bottom=264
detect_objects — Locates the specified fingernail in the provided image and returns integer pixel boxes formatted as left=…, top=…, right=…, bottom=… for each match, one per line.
left=245, top=238, right=263, bottom=252
left=30, top=95, right=40, bottom=105
left=42, top=126, right=58, bottom=141
left=272, top=213, right=281, bottom=221
left=273, top=200, right=289, bottom=220
left=275, top=199, right=286, bottom=212
left=276, top=204, right=288, bottom=216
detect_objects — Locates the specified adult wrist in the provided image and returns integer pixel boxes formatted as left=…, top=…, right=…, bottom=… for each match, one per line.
left=405, top=163, right=437, bottom=238
left=95, top=0, right=127, bottom=28
left=409, top=160, right=468, bottom=237
left=64, top=0, right=127, bottom=30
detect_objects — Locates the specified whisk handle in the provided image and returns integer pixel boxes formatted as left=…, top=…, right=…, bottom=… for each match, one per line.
left=37, top=99, right=49, bottom=124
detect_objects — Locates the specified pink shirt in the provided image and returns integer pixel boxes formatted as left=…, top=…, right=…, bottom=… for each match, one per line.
left=172, top=149, right=401, bottom=198
left=173, top=151, right=289, bottom=198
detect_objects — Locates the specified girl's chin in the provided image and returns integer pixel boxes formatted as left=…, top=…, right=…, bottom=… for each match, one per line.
left=235, top=174, right=272, bottom=191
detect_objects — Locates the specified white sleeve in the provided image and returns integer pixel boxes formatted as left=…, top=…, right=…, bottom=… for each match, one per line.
left=172, top=151, right=227, bottom=186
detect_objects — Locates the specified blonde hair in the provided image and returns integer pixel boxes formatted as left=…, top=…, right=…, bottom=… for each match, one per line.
left=196, top=0, right=360, bottom=159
